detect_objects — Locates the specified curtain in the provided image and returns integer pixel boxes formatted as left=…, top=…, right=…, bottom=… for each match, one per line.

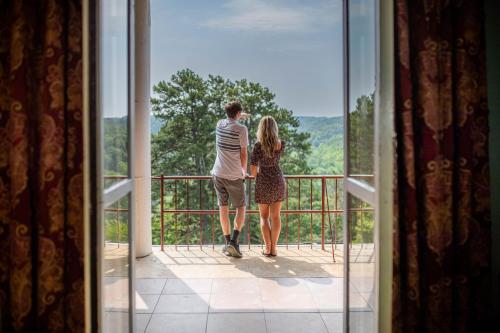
left=393, top=0, right=491, bottom=332
left=0, top=0, right=84, bottom=332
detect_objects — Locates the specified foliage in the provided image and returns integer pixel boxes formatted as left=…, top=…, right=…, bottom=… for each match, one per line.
left=103, top=117, right=128, bottom=176
left=102, top=68, right=376, bottom=247
left=296, top=116, right=344, bottom=175
left=348, top=93, right=374, bottom=176
left=150, top=69, right=312, bottom=176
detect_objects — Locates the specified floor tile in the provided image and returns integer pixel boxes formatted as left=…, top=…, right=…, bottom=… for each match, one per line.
left=261, top=291, right=318, bottom=312
left=136, top=294, right=160, bottom=313
left=305, top=278, right=343, bottom=294
left=154, top=294, right=210, bottom=313
left=136, top=313, right=151, bottom=333
left=349, top=311, right=375, bottom=333
left=146, top=314, right=207, bottom=333
left=136, top=278, right=167, bottom=295
left=209, top=291, right=263, bottom=312
left=104, top=277, right=129, bottom=311
left=206, top=313, right=266, bottom=333
left=104, top=311, right=129, bottom=332
left=212, top=278, right=260, bottom=294
left=348, top=292, right=370, bottom=312
left=258, top=278, right=310, bottom=295
left=321, top=312, right=343, bottom=333
left=163, top=278, right=213, bottom=294
left=265, top=313, right=328, bottom=333
left=312, top=291, right=344, bottom=313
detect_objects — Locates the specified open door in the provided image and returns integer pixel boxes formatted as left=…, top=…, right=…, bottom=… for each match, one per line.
left=92, top=0, right=136, bottom=331
left=343, top=0, right=394, bottom=332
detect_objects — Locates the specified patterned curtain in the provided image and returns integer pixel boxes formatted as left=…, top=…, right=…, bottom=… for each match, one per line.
left=0, top=1, right=84, bottom=332
left=393, top=0, right=491, bottom=332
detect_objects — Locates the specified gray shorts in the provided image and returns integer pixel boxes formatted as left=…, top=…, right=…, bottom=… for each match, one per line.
left=212, top=176, right=246, bottom=208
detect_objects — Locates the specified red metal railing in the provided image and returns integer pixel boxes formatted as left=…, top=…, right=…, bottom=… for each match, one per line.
left=104, top=175, right=374, bottom=259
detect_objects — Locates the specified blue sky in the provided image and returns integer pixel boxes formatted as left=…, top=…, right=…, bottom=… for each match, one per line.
left=150, top=0, right=374, bottom=117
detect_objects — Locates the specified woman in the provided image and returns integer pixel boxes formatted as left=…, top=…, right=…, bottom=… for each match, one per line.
left=250, top=116, right=286, bottom=257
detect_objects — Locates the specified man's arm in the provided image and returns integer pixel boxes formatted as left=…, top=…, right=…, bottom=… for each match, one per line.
left=240, top=147, right=248, bottom=176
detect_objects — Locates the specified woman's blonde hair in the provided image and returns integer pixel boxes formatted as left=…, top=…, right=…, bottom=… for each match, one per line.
left=257, top=116, right=280, bottom=158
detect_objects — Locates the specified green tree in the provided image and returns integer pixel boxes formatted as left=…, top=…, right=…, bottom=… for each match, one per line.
left=151, top=68, right=312, bottom=176
left=150, top=69, right=314, bottom=246
left=348, top=93, right=374, bottom=176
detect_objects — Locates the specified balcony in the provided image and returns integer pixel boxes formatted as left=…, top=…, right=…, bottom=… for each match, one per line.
left=103, top=175, right=375, bottom=333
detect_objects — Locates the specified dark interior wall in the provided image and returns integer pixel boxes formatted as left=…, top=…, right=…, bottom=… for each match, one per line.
left=485, top=0, right=500, bottom=319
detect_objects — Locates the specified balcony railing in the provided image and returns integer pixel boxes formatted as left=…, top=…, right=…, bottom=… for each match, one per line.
left=104, top=175, right=374, bottom=258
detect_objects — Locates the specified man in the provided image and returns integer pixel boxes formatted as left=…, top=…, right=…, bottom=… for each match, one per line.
left=211, top=100, right=249, bottom=258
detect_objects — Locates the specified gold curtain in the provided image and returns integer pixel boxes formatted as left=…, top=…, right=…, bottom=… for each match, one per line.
left=0, top=0, right=84, bottom=332
left=393, top=0, right=491, bottom=332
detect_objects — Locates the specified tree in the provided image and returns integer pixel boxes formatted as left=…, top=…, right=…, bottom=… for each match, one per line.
left=348, top=93, right=374, bottom=177
left=151, top=68, right=312, bottom=176
left=150, top=69, right=313, bottom=245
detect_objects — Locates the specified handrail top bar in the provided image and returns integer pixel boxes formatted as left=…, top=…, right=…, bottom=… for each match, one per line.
left=152, top=175, right=346, bottom=180
left=105, top=174, right=373, bottom=180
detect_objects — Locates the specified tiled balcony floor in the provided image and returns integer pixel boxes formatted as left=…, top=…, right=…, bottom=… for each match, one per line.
left=104, top=245, right=375, bottom=333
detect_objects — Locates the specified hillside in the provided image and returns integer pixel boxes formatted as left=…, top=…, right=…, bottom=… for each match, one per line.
left=151, top=115, right=343, bottom=175
left=296, top=116, right=344, bottom=175
left=296, top=116, right=343, bottom=148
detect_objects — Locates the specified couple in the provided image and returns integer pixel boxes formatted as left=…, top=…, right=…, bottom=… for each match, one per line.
left=211, top=100, right=286, bottom=258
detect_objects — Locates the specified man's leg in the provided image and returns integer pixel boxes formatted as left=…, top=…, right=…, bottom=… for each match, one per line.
left=226, top=205, right=245, bottom=258
left=226, top=179, right=247, bottom=258
left=213, top=176, right=231, bottom=252
left=231, top=206, right=246, bottom=244
left=219, top=205, right=231, bottom=246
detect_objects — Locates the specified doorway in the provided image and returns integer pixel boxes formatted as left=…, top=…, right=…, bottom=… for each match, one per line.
left=89, top=0, right=394, bottom=332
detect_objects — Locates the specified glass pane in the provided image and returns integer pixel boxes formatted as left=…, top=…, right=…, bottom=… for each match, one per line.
left=347, top=194, right=375, bottom=332
left=101, top=0, right=129, bottom=188
left=348, top=0, right=375, bottom=186
left=103, top=194, right=130, bottom=333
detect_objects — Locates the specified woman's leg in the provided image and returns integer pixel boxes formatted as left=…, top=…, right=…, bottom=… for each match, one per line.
left=258, top=204, right=271, bottom=254
left=270, top=201, right=282, bottom=255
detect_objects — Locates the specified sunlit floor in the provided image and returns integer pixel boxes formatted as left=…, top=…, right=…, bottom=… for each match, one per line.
left=103, top=244, right=375, bottom=333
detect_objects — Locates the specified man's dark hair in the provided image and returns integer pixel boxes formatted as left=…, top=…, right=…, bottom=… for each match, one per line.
left=224, top=100, right=242, bottom=118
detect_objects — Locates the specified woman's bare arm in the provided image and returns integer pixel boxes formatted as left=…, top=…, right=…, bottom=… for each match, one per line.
left=250, top=165, right=258, bottom=177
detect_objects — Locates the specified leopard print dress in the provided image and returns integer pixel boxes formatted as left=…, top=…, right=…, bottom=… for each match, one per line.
left=250, top=141, right=286, bottom=204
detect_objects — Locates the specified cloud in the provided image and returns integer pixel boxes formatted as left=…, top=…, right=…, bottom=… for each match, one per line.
left=201, top=0, right=340, bottom=33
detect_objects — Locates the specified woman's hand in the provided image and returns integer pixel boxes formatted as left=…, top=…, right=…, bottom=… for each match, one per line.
left=240, top=112, right=250, bottom=120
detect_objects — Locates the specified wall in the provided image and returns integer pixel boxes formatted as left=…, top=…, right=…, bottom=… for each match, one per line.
left=485, top=0, right=500, bottom=319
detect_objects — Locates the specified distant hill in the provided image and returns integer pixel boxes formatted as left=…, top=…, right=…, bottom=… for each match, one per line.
left=150, top=114, right=344, bottom=175
left=296, top=116, right=344, bottom=175
left=296, top=116, right=343, bottom=148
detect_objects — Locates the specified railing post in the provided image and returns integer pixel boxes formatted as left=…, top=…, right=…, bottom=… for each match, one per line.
left=321, top=177, right=326, bottom=250
left=199, top=179, right=203, bottom=250
left=174, top=180, right=178, bottom=251
left=160, top=174, right=164, bottom=251
left=310, top=179, right=313, bottom=249
left=298, top=179, right=301, bottom=249
left=285, top=179, right=289, bottom=249
left=116, top=201, right=120, bottom=248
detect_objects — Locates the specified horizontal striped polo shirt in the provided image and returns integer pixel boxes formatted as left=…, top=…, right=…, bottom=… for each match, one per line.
left=211, top=118, right=249, bottom=180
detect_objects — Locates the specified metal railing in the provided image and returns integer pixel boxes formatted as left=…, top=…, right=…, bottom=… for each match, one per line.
left=104, top=175, right=374, bottom=259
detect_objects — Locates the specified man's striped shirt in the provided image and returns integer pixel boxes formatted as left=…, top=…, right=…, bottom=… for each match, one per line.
left=211, top=118, right=249, bottom=180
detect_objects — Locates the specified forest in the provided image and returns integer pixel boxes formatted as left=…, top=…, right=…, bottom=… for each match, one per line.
left=104, top=69, right=374, bottom=248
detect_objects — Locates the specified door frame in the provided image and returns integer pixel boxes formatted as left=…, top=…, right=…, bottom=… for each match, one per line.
left=342, top=0, right=394, bottom=331
left=87, top=0, right=137, bottom=331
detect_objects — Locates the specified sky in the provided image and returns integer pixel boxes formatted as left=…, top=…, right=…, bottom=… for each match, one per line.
left=150, top=0, right=360, bottom=117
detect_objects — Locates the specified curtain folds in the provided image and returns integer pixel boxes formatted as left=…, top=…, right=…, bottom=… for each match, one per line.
left=0, top=1, right=84, bottom=332
left=393, top=0, right=491, bottom=332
